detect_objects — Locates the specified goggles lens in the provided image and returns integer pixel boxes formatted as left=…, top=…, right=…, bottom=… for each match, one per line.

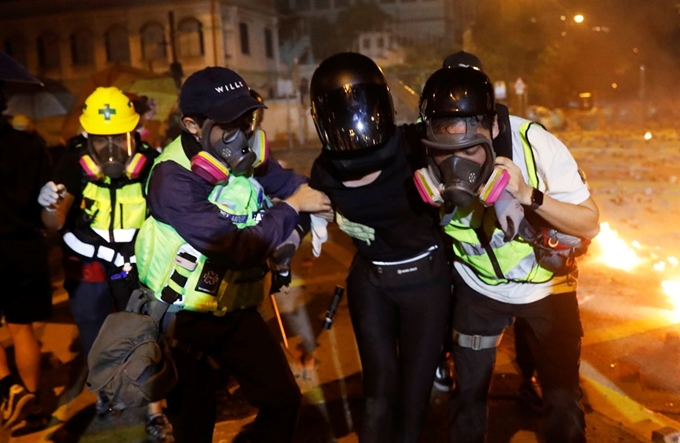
left=90, top=133, right=133, bottom=154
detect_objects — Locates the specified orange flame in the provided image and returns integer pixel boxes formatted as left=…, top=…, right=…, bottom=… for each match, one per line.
left=592, top=222, right=642, bottom=271
left=594, top=222, right=680, bottom=321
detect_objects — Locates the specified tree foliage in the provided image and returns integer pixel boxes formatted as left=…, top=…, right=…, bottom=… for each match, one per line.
left=468, top=0, right=680, bottom=106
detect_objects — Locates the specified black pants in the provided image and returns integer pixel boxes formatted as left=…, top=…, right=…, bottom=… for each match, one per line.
left=347, top=248, right=451, bottom=443
left=166, top=307, right=301, bottom=443
left=449, top=272, right=585, bottom=443
left=514, top=317, right=536, bottom=379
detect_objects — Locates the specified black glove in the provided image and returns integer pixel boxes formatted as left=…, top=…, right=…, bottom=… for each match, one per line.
left=268, top=229, right=301, bottom=294
left=270, top=270, right=292, bottom=295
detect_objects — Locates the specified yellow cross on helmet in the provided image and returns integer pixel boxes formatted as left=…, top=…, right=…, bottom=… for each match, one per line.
left=79, top=87, right=140, bottom=135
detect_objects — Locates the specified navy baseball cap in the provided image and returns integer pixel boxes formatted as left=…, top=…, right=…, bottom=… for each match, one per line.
left=179, top=67, right=266, bottom=123
left=442, top=51, right=484, bottom=71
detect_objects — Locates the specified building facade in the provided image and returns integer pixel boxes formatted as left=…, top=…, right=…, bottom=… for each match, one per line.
left=0, top=0, right=281, bottom=95
left=277, top=0, right=477, bottom=49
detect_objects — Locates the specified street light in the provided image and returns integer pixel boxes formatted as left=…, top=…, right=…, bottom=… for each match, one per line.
left=574, top=14, right=584, bottom=24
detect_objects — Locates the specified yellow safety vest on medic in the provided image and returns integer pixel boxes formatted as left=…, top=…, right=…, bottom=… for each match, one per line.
left=135, top=137, right=269, bottom=314
left=444, top=121, right=554, bottom=285
left=62, top=140, right=147, bottom=267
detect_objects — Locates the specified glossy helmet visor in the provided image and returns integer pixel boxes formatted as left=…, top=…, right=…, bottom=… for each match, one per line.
left=312, top=83, right=395, bottom=153
left=311, top=52, right=397, bottom=179
left=314, top=84, right=397, bottom=179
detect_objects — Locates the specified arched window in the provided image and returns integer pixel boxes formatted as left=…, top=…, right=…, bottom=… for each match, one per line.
left=239, top=22, right=250, bottom=55
left=70, top=29, right=94, bottom=66
left=177, top=18, right=204, bottom=58
left=4, top=34, right=28, bottom=67
left=105, top=25, right=130, bottom=63
left=141, top=22, right=167, bottom=61
left=37, top=32, right=61, bottom=69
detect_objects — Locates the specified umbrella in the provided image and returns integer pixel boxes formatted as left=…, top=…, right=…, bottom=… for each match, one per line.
left=0, top=51, right=40, bottom=84
left=61, top=63, right=179, bottom=140
left=125, top=77, right=178, bottom=125
left=4, top=78, right=77, bottom=120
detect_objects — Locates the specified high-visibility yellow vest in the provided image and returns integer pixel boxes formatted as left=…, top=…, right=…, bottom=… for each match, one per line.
left=444, top=121, right=554, bottom=285
left=135, top=137, right=268, bottom=314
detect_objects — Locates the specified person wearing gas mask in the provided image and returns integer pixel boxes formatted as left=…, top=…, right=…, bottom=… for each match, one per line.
left=36, top=86, right=174, bottom=441
left=417, top=66, right=599, bottom=443
left=434, top=51, right=545, bottom=411
left=134, top=67, right=330, bottom=443
left=308, top=52, right=452, bottom=443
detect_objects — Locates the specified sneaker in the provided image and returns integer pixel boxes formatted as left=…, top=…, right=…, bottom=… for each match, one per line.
left=433, top=358, right=455, bottom=392
left=519, top=377, right=544, bottom=412
left=1, top=384, right=36, bottom=430
left=145, top=412, right=175, bottom=443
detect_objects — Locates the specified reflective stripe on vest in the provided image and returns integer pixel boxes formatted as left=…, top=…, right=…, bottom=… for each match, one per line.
left=64, top=174, right=145, bottom=265
left=445, top=121, right=553, bottom=285
left=136, top=137, right=267, bottom=314
left=63, top=232, right=137, bottom=267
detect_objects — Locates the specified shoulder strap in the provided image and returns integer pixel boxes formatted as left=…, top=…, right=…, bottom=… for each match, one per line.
left=492, top=104, right=513, bottom=159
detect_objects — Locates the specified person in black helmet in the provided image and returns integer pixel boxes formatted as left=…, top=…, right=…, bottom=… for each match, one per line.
left=308, top=52, right=452, bottom=443
left=419, top=66, right=599, bottom=443
left=435, top=51, right=544, bottom=410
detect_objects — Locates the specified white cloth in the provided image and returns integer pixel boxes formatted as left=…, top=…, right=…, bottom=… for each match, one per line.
left=455, top=116, right=590, bottom=305
left=310, top=214, right=328, bottom=257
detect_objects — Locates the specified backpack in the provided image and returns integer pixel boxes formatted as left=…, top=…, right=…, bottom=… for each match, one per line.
left=86, top=289, right=178, bottom=412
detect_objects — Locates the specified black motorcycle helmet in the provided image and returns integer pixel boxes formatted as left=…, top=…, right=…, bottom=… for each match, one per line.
left=442, top=51, right=484, bottom=70
left=420, top=67, right=495, bottom=123
left=310, top=52, right=397, bottom=179
left=419, top=67, right=496, bottom=152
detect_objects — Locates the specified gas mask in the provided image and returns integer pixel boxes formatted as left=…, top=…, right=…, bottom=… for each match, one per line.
left=201, top=118, right=256, bottom=177
left=421, top=117, right=496, bottom=209
left=87, top=132, right=137, bottom=179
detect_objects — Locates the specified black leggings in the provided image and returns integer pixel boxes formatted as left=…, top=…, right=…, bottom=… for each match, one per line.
left=346, top=249, right=451, bottom=443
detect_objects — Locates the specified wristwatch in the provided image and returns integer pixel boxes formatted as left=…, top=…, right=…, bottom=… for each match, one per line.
left=528, top=188, right=544, bottom=211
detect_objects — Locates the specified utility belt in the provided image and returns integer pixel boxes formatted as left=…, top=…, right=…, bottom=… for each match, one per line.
left=368, top=245, right=439, bottom=289
left=519, top=221, right=589, bottom=276
left=63, top=232, right=136, bottom=268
